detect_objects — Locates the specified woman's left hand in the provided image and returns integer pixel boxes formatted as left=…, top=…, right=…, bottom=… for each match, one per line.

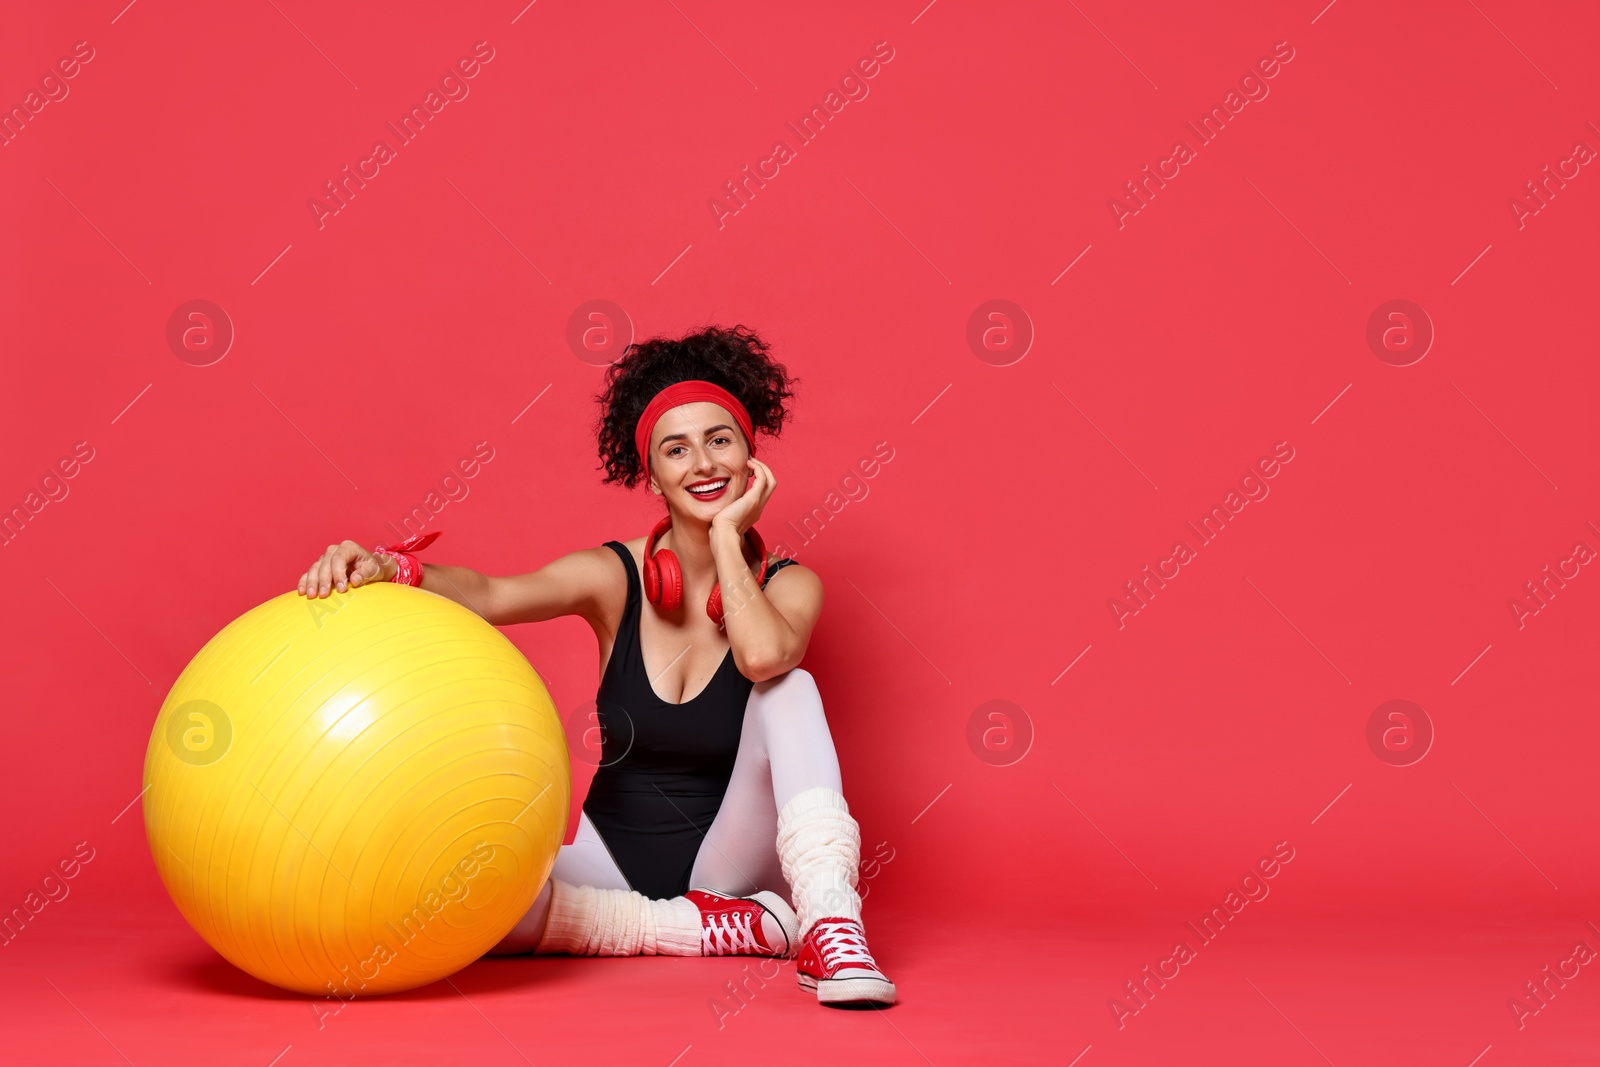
left=712, top=458, right=776, bottom=539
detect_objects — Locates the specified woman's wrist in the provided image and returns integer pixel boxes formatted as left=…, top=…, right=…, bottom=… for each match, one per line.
left=374, top=553, right=400, bottom=583
left=371, top=530, right=441, bottom=588
left=710, top=522, right=750, bottom=561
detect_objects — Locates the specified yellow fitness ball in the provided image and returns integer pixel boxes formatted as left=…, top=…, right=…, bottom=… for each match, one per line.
left=143, top=582, right=568, bottom=996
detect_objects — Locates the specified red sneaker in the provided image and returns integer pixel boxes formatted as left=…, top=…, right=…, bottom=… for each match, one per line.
left=686, top=887, right=799, bottom=957
left=796, top=917, right=897, bottom=1006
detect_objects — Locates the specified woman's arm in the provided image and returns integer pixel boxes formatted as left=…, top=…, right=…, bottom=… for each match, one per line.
left=711, top=524, right=823, bottom=682
left=419, top=546, right=617, bottom=627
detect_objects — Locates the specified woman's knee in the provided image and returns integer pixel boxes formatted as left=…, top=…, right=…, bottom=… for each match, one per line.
left=752, top=668, right=836, bottom=756
left=754, top=665, right=821, bottom=706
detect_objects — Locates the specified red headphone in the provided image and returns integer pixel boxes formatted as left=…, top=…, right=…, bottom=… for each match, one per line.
left=642, top=513, right=768, bottom=628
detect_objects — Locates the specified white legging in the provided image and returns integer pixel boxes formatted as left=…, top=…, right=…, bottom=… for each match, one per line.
left=489, top=667, right=842, bottom=952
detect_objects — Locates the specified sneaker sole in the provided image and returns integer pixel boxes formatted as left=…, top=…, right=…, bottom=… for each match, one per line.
left=798, top=972, right=898, bottom=1006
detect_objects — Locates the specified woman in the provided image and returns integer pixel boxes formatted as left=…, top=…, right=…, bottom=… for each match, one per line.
left=294, top=325, right=895, bottom=1007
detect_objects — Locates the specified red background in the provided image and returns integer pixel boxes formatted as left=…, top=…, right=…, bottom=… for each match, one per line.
left=3, top=1, right=1598, bottom=1064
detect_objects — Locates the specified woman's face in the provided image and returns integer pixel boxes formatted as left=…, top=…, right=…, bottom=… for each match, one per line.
left=647, top=401, right=750, bottom=517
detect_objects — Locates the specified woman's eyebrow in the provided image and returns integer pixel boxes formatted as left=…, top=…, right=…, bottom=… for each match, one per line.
left=659, top=424, right=734, bottom=445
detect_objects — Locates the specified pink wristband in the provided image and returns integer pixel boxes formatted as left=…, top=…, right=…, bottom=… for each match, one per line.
left=373, top=530, right=441, bottom=587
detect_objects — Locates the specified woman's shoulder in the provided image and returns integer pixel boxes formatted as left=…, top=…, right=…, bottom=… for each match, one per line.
left=598, top=536, right=650, bottom=561
left=598, top=538, right=646, bottom=578
left=762, top=554, right=814, bottom=585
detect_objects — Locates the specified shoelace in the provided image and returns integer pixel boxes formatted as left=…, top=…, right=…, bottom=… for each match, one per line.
left=811, top=920, right=880, bottom=971
left=702, top=906, right=763, bottom=955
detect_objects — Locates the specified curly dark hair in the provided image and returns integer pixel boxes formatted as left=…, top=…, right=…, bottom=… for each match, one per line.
left=594, top=324, right=798, bottom=489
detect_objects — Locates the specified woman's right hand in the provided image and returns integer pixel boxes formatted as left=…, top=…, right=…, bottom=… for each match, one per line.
left=297, top=540, right=395, bottom=598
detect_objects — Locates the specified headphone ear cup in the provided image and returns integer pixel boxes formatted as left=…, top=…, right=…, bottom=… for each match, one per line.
left=642, top=550, right=661, bottom=604
left=654, top=549, right=683, bottom=611
left=706, top=584, right=724, bottom=628
left=643, top=513, right=674, bottom=607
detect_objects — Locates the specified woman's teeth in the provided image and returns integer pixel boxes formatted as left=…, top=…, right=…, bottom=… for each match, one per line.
left=689, top=480, right=727, bottom=496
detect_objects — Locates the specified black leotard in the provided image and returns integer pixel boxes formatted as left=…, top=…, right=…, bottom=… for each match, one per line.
left=581, top=540, right=799, bottom=899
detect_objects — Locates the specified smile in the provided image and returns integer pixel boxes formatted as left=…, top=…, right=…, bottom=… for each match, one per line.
left=687, top=479, right=728, bottom=500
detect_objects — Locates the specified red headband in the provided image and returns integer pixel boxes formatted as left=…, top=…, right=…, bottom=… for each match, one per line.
left=634, top=379, right=755, bottom=474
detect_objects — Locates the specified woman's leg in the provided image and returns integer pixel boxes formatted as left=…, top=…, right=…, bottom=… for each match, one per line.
left=487, top=668, right=849, bottom=961
left=689, top=668, right=845, bottom=906
left=689, top=668, right=896, bottom=1005
left=486, top=810, right=703, bottom=956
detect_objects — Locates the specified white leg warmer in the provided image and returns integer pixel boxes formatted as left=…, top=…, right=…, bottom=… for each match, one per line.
left=533, top=878, right=702, bottom=956
left=775, top=786, right=862, bottom=940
